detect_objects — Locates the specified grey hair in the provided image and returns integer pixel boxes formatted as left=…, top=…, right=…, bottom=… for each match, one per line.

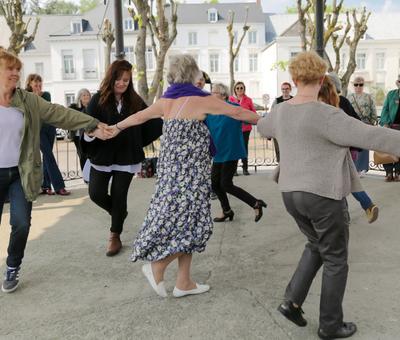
left=166, top=54, right=200, bottom=84
left=353, top=76, right=365, bottom=83
left=328, top=72, right=342, bottom=94
left=75, top=88, right=91, bottom=108
left=212, top=82, right=230, bottom=100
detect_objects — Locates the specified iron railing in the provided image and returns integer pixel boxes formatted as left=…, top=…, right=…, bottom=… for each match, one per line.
left=54, top=129, right=383, bottom=181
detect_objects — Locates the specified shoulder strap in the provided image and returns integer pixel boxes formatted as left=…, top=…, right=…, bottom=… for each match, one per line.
left=352, top=94, right=363, bottom=115
left=174, top=97, right=190, bottom=119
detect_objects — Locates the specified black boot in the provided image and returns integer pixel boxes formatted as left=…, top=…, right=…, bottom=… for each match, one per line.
left=254, top=200, right=267, bottom=222
left=213, top=209, right=234, bottom=222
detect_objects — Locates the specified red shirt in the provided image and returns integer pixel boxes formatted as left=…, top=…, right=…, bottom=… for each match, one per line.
left=229, top=94, right=255, bottom=132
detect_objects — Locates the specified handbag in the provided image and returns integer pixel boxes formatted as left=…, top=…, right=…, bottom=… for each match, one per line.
left=373, top=151, right=399, bottom=165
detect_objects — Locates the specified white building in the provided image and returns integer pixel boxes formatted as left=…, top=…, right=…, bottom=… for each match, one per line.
left=1, top=3, right=399, bottom=109
left=262, top=12, right=400, bottom=104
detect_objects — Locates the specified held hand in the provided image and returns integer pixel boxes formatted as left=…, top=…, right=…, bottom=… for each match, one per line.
left=88, top=123, right=115, bottom=140
left=107, top=125, right=122, bottom=138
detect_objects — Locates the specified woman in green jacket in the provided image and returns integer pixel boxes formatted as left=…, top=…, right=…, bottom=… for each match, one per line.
left=0, top=48, right=108, bottom=294
left=379, top=76, right=400, bottom=181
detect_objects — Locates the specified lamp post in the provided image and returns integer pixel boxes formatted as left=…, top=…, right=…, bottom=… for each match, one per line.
left=315, top=0, right=324, bottom=57
left=114, top=0, right=125, bottom=60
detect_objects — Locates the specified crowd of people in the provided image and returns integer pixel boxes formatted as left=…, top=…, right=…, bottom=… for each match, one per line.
left=1, top=45, right=400, bottom=340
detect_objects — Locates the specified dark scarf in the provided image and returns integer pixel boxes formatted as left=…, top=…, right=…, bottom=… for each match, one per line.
left=162, top=83, right=216, bottom=157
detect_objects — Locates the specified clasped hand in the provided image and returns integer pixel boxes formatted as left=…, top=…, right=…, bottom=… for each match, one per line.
left=87, top=123, right=121, bottom=140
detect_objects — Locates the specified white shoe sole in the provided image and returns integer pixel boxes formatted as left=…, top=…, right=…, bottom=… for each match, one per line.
left=173, top=283, right=210, bottom=298
left=1, top=282, right=19, bottom=293
left=142, top=264, right=168, bottom=298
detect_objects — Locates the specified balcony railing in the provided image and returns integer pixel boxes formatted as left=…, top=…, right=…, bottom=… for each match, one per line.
left=62, top=69, right=76, bottom=80
left=82, top=67, right=98, bottom=80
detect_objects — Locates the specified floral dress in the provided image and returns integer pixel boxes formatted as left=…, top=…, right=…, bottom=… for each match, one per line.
left=131, top=119, right=213, bottom=262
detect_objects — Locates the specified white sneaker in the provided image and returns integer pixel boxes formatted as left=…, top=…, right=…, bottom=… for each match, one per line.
left=142, top=263, right=168, bottom=298
left=172, top=283, right=210, bottom=298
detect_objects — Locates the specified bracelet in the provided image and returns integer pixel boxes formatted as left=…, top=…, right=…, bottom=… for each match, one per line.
left=116, top=123, right=123, bottom=131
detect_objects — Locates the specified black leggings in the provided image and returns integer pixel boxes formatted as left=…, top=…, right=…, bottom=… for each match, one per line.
left=211, top=160, right=257, bottom=212
left=241, top=131, right=251, bottom=170
left=89, top=167, right=134, bottom=234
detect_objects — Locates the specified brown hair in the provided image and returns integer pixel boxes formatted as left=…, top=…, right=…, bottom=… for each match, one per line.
left=289, top=51, right=327, bottom=85
left=233, top=81, right=246, bottom=97
left=0, top=48, right=22, bottom=71
left=25, top=73, right=42, bottom=92
left=281, top=82, right=292, bottom=90
left=99, top=59, right=143, bottom=113
left=318, top=76, right=339, bottom=108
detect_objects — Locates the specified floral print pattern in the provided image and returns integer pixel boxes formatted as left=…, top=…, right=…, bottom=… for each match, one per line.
left=131, top=119, right=213, bottom=262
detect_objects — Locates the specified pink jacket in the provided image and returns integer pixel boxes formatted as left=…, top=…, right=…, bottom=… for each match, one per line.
left=229, top=94, right=255, bottom=132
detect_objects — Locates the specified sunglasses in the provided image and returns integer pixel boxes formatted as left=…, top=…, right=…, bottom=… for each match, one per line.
left=235, top=86, right=244, bottom=90
left=354, top=83, right=364, bottom=87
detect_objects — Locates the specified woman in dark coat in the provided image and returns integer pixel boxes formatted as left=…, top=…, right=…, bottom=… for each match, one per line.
left=82, top=60, right=162, bottom=257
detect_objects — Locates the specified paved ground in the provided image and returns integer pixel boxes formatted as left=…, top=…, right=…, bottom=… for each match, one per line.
left=0, top=170, right=399, bottom=340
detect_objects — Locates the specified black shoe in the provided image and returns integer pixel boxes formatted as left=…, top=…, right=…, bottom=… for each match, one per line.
left=243, top=169, right=250, bottom=176
left=318, top=322, right=357, bottom=339
left=233, top=171, right=239, bottom=176
left=277, top=300, right=307, bottom=327
left=210, top=192, right=218, bottom=200
left=213, top=210, right=234, bottom=222
left=254, top=200, right=267, bottom=222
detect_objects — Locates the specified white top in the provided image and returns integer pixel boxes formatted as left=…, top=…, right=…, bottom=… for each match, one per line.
left=0, top=106, right=24, bottom=167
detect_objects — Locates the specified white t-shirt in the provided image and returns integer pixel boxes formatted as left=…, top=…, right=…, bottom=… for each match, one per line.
left=0, top=106, right=24, bottom=167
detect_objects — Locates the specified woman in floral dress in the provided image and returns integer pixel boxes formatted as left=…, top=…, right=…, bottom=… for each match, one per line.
left=109, top=54, right=260, bottom=298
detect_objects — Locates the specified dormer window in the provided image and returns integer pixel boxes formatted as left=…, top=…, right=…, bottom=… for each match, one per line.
left=71, top=20, right=82, bottom=34
left=208, top=8, right=218, bottom=23
left=70, top=19, right=89, bottom=34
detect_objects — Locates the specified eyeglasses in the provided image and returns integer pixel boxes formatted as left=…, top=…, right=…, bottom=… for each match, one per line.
left=354, top=83, right=364, bottom=87
left=235, top=86, right=244, bottom=90
left=281, top=88, right=290, bottom=91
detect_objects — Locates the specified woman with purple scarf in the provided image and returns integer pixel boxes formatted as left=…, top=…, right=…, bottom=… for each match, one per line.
left=109, top=54, right=259, bottom=298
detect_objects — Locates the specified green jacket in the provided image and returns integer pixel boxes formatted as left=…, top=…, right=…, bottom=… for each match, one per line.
left=380, top=89, right=400, bottom=126
left=10, top=88, right=99, bottom=201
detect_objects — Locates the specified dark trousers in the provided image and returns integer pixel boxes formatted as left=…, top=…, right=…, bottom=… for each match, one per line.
left=282, top=191, right=349, bottom=334
left=211, top=160, right=257, bottom=212
left=73, top=136, right=87, bottom=171
left=241, top=131, right=251, bottom=171
left=383, top=162, right=400, bottom=176
left=40, top=124, right=65, bottom=191
left=0, top=167, right=32, bottom=268
left=89, top=167, right=133, bottom=234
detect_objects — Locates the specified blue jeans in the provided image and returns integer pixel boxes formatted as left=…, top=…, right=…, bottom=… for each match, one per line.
left=0, top=167, right=32, bottom=268
left=351, top=191, right=372, bottom=210
left=40, top=124, right=65, bottom=191
left=354, top=149, right=369, bottom=172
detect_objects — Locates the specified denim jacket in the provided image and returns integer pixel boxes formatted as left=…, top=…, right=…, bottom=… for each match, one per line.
left=10, top=88, right=98, bottom=201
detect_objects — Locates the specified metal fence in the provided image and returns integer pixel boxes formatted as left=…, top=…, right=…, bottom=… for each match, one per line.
left=54, top=129, right=383, bottom=181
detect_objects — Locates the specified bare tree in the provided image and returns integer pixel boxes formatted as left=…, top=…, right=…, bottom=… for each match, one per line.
left=0, top=0, right=40, bottom=55
left=226, top=8, right=250, bottom=94
left=130, top=0, right=178, bottom=105
left=101, top=18, right=115, bottom=71
left=296, top=0, right=370, bottom=95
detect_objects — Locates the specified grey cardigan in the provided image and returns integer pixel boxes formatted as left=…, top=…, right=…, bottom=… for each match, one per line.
left=257, top=101, right=400, bottom=200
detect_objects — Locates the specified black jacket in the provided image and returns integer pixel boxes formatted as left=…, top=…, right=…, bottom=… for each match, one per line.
left=82, top=92, right=162, bottom=166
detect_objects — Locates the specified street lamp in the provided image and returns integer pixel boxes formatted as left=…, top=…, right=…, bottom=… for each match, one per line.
left=315, top=0, right=324, bottom=57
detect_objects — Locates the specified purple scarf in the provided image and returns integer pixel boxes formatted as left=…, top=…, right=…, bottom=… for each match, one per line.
left=162, top=83, right=216, bottom=157
left=162, top=83, right=210, bottom=98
